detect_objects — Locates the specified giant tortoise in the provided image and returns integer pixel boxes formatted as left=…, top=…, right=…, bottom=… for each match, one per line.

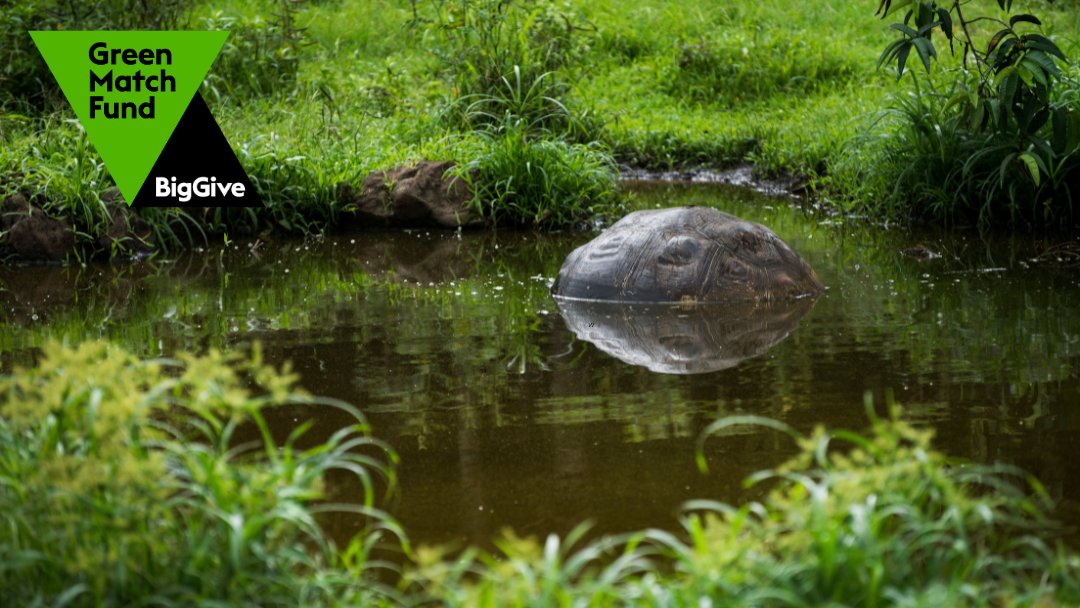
left=552, top=207, right=822, bottom=303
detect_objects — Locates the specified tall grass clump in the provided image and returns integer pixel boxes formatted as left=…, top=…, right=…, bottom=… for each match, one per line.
left=657, top=407, right=1080, bottom=605
left=457, top=125, right=621, bottom=227
left=0, top=118, right=209, bottom=257
left=417, top=0, right=598, bottom=138
left=408, top=404, right=1080, bottom=606
left=0, top=341, right=405, bottom=606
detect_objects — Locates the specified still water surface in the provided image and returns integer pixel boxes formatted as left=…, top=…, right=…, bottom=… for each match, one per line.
left=3, top=182, right=1080, bottom=548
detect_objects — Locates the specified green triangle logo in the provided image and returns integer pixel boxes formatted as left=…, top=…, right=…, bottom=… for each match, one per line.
left=30, top=31, right=228, bottom=204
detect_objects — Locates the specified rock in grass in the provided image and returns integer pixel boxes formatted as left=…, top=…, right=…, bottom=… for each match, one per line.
left=1, top=193, right=75, bottom=262
left=97, top=188, right=155, bottom=256
left=338, top=160, right=481, bottom=229
left=0, top=193, right=30, bottom=233
left=552, top=207, right=822, bottom=303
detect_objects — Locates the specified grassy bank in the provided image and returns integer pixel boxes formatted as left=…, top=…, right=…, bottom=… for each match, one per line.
left=2, top=342, right=1079, bottom=605
left=2, top=0, right=1079, bottom=260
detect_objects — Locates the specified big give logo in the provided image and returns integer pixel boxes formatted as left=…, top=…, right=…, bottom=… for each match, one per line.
left=30, top=31, right=261, bottom=207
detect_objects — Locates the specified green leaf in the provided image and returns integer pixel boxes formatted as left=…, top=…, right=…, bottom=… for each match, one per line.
left=971, top=100, right=986, bottom=130
left=916, top=19, right=941, bottom=36
left=1016, top=62, right=1036, bottom=87
left=987, top=29, right=1012, bottom=54
left=879, top=0, right=912, bottom=17
left=937, top=8, right=953, bottom=40
left=897, top=43, right=912, bottom=77
left=1052, top=107, right=1068, bottom=151
left=1024, top=50, right=1061, bottom=78
left=999, top=152, right=1017, bottom=187
left=943, top=92, right=968, bottom=113
left=1018, top=152, right=1041, bottom=186
left=1009, top=14, right=1042, bottom=28
left=996, top=67, right=1019, bottom=106
left=992, top=38, right=1020, bottom=71
left=1023, top=57, right=1050, bottom=87
left=877, top=38, right=907, bottom=70
left=1021, top=34, right=1068, bottom=62
left=889, top=23, right=919, bottom=38
left=1069, top=111, right=1080, bottom=151
left=911, top=36, right=936, bottom=72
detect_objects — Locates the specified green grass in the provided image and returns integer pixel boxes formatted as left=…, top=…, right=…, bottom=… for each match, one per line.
left=2, top=0, right=1079, bottom=258
left=457, top=125, right=623, bottom=227
left=4, top=343, right=1079, bottom=605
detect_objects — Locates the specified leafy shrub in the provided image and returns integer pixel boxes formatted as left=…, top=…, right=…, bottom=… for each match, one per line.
left=866, top=70, right=1080, bottom=226
left=872, top=0, right=1080, bottom=228
left=416, top=0, right=597, bottom=137
left=456, top=125, right=621, bottom=226
left=0, top=341, right=403, bottom=606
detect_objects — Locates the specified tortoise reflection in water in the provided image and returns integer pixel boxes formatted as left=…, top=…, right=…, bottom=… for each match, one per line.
left=552, top=207, right=822, bottom=303
left=556, top=298, right=816, bottom=374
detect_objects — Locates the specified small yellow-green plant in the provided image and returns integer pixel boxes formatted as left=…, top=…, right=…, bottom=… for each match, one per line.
left=0, top=341, right=404, bottom=606
left=407, top=403, right=1080, bottom=606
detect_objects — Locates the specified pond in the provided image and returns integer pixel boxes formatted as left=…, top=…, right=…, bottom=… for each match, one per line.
left=3, top=181, right=1080, bottom=550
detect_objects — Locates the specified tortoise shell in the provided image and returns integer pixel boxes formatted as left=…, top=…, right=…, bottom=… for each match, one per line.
left=552, top=207, right=822, bottom=303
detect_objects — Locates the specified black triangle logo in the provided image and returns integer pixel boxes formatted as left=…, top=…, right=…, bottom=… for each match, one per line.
left=133, top=91, right=262, bottom=208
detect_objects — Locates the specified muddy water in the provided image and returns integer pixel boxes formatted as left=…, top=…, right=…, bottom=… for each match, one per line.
left=3, top=182, right=1080, bottom=549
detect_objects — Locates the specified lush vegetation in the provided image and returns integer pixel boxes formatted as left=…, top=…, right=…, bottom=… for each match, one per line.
left=859, top=0, right=1080, bottom=227
left=0, top=341, right=406, bottom=605
left=4, top=3, right=1080, bottom=603
left=3, top=342, right=1079, bottom=605
left=1, top=0, right=1078, bottom=260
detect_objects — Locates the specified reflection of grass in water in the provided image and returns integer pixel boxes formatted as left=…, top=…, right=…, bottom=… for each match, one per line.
left=0, top=236, right=563, bottom=373
left=536, top=389, right=715, bottom=442
left=4, top=183, right=1080, bottom=400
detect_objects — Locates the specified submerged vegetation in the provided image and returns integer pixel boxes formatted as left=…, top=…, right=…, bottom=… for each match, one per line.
left=1, top=0, right=1078, bottom=260
left=3, top=343, right=1079, bottom=605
